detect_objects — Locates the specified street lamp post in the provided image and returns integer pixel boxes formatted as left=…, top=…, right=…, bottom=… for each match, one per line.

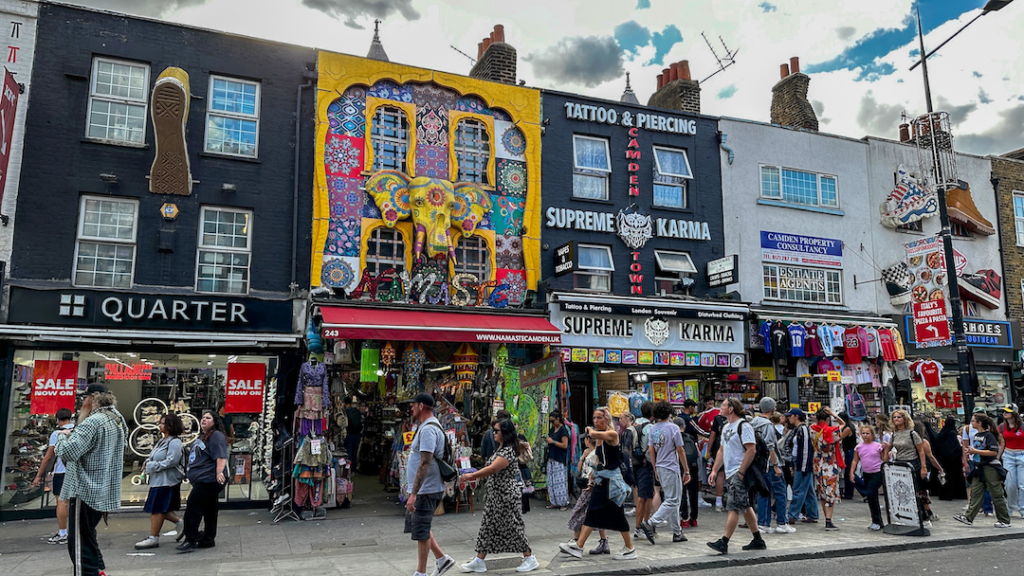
left=910, top=0, right=1015, bottom=417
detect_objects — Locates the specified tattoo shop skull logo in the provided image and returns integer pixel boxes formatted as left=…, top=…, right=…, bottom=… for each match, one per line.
left=644, top=317, right=671, bottom=347
left=617, top=209, right=653, bottom=250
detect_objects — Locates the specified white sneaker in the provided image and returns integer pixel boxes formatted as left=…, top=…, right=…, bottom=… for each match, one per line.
left=162, top=518, right=184, bottom=537
left=516, top=556, right=539, bottom=573
left=613, top=547, right=638, bottom=560
left=757, top=525, right=774, bottom=534
left=625, top=507, right=636, bottom=516
left=922, top=520, right=932, bottom=528
left=433, top=554, right=456, bottom=576
left=460, top=557, right=487, bottom=573
left=698, top=499, right=713, bottom=508
left=868, top=523, right=882, bottom=531
left=775, top=523, right=796, bottom=534
left=994, top=522, right=1012, bottom=528
left=558, top=542, right=583, bottom=558
left=713, top=505, right=725, bottom=513
left=134, top=536, right=159, bottom=549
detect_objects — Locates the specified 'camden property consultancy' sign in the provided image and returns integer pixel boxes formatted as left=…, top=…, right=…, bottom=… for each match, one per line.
left=760, top=231, right=843, bottom=269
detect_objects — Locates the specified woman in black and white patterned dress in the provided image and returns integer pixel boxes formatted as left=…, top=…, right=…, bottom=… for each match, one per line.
left=458, top=418, right=539, bottom=573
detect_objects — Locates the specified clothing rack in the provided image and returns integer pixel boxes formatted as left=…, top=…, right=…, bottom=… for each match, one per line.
left=271, top=418, right=299, bottom=523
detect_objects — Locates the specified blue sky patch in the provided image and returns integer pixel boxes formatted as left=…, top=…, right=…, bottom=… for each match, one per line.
left=718, top=84, right=738, bottom=99
left=648, top=24, right=683, bottom=66
left=614, top=20, right=651, bottom=55
left=637, top=0, right=651, bottom=8
left=804, top=0, right=983, bottom=79
left=759, top=2, right=777, bottom=12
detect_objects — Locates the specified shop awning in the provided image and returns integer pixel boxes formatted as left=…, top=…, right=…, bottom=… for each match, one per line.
left=319, top=306, right=562, bottom=344
left=749, top=306, right=897, bottom=328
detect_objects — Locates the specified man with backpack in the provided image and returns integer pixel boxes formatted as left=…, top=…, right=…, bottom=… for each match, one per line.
left=631, top=401, right=655, bottom=538
left=750, top=398, right=794, bottom=534
left=640, top=401, right=690, bottom=544
left=674, top=417, right=701, bottom=528
left=405, top=394, right=455, bottom=576
left=707, top=399, right=766, bottom=555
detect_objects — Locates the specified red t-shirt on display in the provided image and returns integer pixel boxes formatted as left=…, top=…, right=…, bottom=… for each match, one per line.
left=878, top=329, right=899, bottom=362
left=917, top=360, right=943, bottom=388
left=843, top=327, right=863, bottom=364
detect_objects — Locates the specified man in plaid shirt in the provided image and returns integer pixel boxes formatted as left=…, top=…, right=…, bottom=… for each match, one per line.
left=55, top=383, right=127, bottom=576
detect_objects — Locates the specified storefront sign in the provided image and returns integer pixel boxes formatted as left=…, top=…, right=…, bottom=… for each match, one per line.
left=30, top=360, right=78, bottom=415
left=558, top=301, right=745, bottom=320
left=8, top=287, right=295, bottom=333
left=104, top=363, right=153, bottom=381
left=904, top=236, right=947, bottom=307
left=545, top=207, right=711, bottom=241
left=903, top=316, right=1015, bottom=349
left=563, top=101, right=697, bottom=135
left=911, top=301, right=952, bottom=347
left=827, top=370, right=841, bottom=382
left=0, top=70, right=20, bottom=209
left=553, top=241, right=576, bottom=277
left=224, top=363, right=266, bottom=414
left=520, top=355, right=565, bottom=388
left=707, top=255, right=737, bottom=288
left=924, top=390, right=962, bottom=409
left=760, top=231, right=843, bottom=269
left=883, top=463, right=923, bottom=528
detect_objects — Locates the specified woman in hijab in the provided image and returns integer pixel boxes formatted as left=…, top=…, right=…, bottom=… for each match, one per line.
left=933, top=417, right=967, bottom=501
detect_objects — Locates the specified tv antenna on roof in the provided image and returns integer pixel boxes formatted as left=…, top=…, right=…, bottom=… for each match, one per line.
left=450, top=45, right=476, bottom=65
left=700, top=32, right=739, bottom=83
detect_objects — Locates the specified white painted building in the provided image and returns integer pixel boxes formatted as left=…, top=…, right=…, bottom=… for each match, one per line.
left=0, top=0, right=37, bottom=290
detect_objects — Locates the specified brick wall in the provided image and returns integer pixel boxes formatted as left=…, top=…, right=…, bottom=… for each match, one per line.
left=469, top=42, right=517, bottom=85
left=647, top=79, right=701, bottom=114
left=993, top=156, right=1024, bottom=323
left=770, top=73, right=818, bottom=132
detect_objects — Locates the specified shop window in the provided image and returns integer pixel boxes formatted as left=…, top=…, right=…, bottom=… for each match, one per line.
left=1014, top=193, right=1024, bottom=246
left=365, top=227, right=407, bottom=276
left=205, top=75, right=260, bottom=158
left=760, top=164, right=838, bottom=209
left=897, top=221, right=923, bottom=232
left=652, top=146, right=691, bottom=209
left=454, top=118, right=490, bottom=184
left=196, top=207, right=252, bottom=294
left=950, top=222, right=971, bottom=238
left=73, top=196, right=138, bottom=289
left=762, top=263, right=842, bottom=305
left=86, top=57, right=149, bottom=144
left=452, top=235, right=490, bottom=283
left=574, top=244, right=614, bottom=292
left=370, top=105, right=410, bottom=172
left=654, top=250, right=696, bottom=293
left=573, top=135, right=611, bottom=200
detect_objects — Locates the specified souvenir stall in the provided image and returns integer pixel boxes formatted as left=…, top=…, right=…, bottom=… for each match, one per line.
left=749, top=309, right=906, bottom=420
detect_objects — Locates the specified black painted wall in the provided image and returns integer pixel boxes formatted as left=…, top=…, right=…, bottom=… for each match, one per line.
left=539, top=90, right=724, bottom=297
left=10, top=3, right=316, bottom=295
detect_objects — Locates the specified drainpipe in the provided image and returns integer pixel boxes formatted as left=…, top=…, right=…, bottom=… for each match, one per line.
left=718, top=131, right=735, bottom=165
left=292, top=71, right=316, bottom=298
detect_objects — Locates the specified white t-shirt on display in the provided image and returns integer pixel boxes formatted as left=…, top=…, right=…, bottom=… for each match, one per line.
left=720, top=419, right=756, bottom=478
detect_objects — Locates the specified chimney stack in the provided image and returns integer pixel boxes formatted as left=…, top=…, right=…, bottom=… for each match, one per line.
left=648, top=60, right=701, bottom=114
left=770, top=56, right=818, bottom=132
left=899, top=123, right=911, bottom=143
left=469, top=24, right=518, bottom=85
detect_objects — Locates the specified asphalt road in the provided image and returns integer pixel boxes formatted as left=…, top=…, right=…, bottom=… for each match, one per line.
left=669, top=540, right=1016, bottom=575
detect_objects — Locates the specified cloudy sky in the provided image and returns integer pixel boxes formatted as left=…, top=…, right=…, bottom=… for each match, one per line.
left=69, top=0, right=1023, bottom=155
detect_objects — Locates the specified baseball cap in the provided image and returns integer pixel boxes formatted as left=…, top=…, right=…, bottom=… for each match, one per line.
left=1002, top=404, right=1018, bottom=413
left=412, top=393, right=435, bottom=408
left=78, top=383, right=109, bottom=396
left=760, top=397, right=777, bottom=413
left=785, top=408, right=805, bottom=418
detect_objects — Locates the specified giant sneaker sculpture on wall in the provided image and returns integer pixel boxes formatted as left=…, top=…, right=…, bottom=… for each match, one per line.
left=149, top=67, right=192, bottom=195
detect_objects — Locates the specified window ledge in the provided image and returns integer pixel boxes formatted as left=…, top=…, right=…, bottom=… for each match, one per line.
left=653, top=205, right=694, bottom=214
left=757, top=198, right=844, bottom=216
left=571, top=197, right=615, bottom=206
left=200, top=151, right=261, bottom=164
left=81, top=138, right=149, bottom=150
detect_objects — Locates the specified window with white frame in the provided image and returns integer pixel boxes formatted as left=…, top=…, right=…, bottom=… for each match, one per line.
left=1016, top=193, right=1024, bottom=246
left=574, top=244, right=614, bottom=292
left=196, top=207, right=252, bottom=294
left=370, top=105, right=410, bottom=172
left=454, top=119, right=490, bottom=184
left=573, top=135, right=611, bottom=200
left=653, top=146, right=692, bottom=208
left=205, top=76, right=260, bottom=158
left=364, top=227, right=406, bottom=277
left=74, top=196, right=138, bottom=289
left=654, top=250, right=696, bottom=293
left=87, top=58, right=149, bottom=144
left=763, top=263, right=842, bottom=304
left=453, top=236, right=490, bottom=283
left=760, top=165, right=838, bottom=209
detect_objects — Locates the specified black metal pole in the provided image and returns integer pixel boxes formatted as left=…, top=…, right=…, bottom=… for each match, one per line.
left=915, top=9, right=975, bottom=417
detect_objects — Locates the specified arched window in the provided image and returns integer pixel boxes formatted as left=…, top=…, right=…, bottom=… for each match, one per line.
left=365, top=227, right=406, bottom=276
left=454, top=119, right=490, bottom=184
left=453, top=235, right=490, bottom=283
left=370, top=106, right=410, bottom=172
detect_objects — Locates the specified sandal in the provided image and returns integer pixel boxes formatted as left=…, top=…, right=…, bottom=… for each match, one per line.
left=560, top=506, right=568, bottom=511
left=546, top=504, right=558, bottom=509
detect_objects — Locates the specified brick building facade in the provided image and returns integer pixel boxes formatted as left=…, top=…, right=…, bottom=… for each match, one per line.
left=993, top=155, right=1024, bottom=323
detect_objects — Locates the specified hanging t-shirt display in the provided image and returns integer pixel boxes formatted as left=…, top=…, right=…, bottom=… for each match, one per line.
left=864, top=328, right=881, bottom=358
left=770, top=321, right=789, bottom=361
left=890, top=328, right=906, bottom=360
left=843, top=327, right=863, bottom=364
left=759, top=322, right=773, bottom=353
left=857, top=327, right=871, bottom=358
left=788, top=324, right=807, bottom=357
left=878, top=329, right=899, bottom=362
left=817, top=325, right=836, bottom=357
left=817, top=358, right=835, bottom=374
left=804, top=323, right=823, bottom=357
left=917, top=360, right=943, bottom=388
left=829, top=325, right=845, bottom=348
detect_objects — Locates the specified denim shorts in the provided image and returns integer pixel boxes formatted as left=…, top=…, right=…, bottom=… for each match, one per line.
left=404, top=492, right=443, bottom=541
left=635, top=465, right=655, bottom=499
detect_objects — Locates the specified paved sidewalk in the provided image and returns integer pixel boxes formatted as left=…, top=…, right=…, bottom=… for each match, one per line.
left=1, top=497, right=1020, bottom=576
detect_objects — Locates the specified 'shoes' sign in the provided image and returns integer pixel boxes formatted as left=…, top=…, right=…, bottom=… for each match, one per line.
left=31, top=360, right=78, bottom=415
left=224, top=363, right=266, bottom=414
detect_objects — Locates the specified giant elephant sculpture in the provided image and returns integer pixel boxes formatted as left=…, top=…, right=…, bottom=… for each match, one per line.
left=366, top=170, right=492, bottom=263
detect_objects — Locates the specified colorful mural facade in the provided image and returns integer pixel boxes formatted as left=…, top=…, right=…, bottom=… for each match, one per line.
left=312, top=52, right=541, bottom=307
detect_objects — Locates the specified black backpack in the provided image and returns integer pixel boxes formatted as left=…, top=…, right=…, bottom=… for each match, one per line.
left=682, top=433, right=699, bottom=470
left=630, top=421, right=651, bottom=468
left=738, top=420, right=771, bottom=497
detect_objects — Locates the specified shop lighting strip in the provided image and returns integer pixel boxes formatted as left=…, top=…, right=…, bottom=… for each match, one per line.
left=320, top=323, right=561, bottom=335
